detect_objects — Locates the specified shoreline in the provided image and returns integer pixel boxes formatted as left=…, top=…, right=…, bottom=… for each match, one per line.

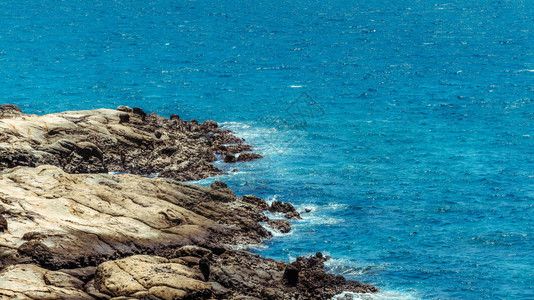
left=0, top=104, right=378, bottom=299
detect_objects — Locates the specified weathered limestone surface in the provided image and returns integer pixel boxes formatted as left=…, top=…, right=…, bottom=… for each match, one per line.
left=93, top=255, right=211, bottom=299
left=0, top=105, right=260, bottom=181
left=0, top=264, right=93, bottom=299
left=0, top=165, right=270, bottom=269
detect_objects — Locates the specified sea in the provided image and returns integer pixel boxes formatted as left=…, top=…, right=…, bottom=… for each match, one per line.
left=1, top=0, right=533, bottom=298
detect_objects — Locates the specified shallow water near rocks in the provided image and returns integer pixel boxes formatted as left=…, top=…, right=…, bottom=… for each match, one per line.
left=1, top=0, right=533, bottom=298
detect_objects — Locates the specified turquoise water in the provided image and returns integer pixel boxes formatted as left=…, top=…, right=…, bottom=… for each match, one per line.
left=1, top=0, right=534, bottom=298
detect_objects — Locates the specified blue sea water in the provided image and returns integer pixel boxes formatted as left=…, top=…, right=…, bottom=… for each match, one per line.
left=1, top=0, right=533, bottom=298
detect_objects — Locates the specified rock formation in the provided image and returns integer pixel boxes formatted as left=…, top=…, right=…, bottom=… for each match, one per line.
left=0, top=105, right=378, bottom=299
left=0, top=165, right=270, bottom=269
left=0, top=105, right=260, bottom=181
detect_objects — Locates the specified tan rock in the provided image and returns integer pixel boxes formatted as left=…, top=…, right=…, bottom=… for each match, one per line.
left=0, top=165, right=270, bottom=269
left=0, top=264, right=93, bottom=299
left=94, top=255, right=211, bottom=299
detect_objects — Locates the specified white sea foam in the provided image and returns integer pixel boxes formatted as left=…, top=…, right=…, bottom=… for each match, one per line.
left=219, top=121, right=307, bottom=157
left=326, top=202, right=351, bottom=211
left=324, top=257, right=380, bottom=277
left=261, top=223, right=293, bottom=237
left=265, top=194, right=279, bottom=206
left=220, top=121, right=266, bottom=142
left=228, top=243, right=267, bottom=251
left=107, top=171, right=130, bottom=175
left=333, top=290, right=419, bottom=300
left=264, top=211, right=288, bottom=220
left=108, top=171, right=158, bottom=178
left=327, top=260, right=420, bottom=300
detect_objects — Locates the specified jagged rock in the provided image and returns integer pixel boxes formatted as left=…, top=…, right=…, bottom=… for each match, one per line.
left=178, top=256, right=201, bottom=267
left=0, top=106, right=261, bottom=181
left=290, top=253, right=379, bottom=298
left=208, top=181, right=238, bottom=203
left=202, top=120, right=218, bottom=130
left=209, top=250, right=377, bottom=299
left=118, top=113, right=130, bottom=124
left=269, top=200, right=302, bottom=219
left=132, top=107, right=147, bottom=121
left=210, top=281, right=230, bottom=298
left=0, top=104, right=22, bottom=113
left=224, top=144, right=252, bottom=153
left=210, top=250, right=286, bottom=299
left=224, top=153, right=237, bottom=163
left=0, top=250, right=377, bottom=300
left=0, top=104, right=22, bottom=119
left=242, top=195, right=269, bottom=210
left=237, top=153, right=263, bottom=162
left=22, top=231, right=47, bottom=241
left=284, top=211, right=301, bottom=220
left=44, top=270, right=85, bottom=290
left=268, top=219, right=291, bottom=233
left=210, top=181, right=228, bottom=189
left=282, top=264, right=299, bottom=286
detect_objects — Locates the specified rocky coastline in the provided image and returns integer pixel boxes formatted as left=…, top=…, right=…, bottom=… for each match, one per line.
left=0, top=104, right=377, bottom=299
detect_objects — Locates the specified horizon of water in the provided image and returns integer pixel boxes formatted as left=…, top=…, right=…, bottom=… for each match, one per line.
left=1, top=0, right=533, bottom=298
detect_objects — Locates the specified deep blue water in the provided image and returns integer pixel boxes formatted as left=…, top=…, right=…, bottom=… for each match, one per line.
left=1, top=0, right=534, bottom=298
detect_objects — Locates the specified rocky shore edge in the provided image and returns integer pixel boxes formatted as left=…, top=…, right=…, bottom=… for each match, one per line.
left=0, top=104, right=377, bottom=299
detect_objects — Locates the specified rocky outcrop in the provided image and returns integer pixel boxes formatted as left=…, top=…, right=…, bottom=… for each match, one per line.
left=269, top=200, right=302, bottom=219
left=268, top=219, right=292, bottom=233
left=0, top=250, right=377, bottom=300
left=0, top=105, right=261, bottom=181
left=210, top=250, right=378, bottom=299
left=0, top=165, right=270, bottom=269
left=0, top=106, right=377, bottom=299
left=0, top=165, right=377, bottom=299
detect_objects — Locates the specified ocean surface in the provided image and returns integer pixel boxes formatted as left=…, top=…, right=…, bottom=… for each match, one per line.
left=1, top=0, right=533, bottom=298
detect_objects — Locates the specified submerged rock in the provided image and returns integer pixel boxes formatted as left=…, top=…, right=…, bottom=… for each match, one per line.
left=269, top=200, right=302, bottom=219
left=237, top=152, right=263, bottom=162
left=268, top=219, right=291, bottom=233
